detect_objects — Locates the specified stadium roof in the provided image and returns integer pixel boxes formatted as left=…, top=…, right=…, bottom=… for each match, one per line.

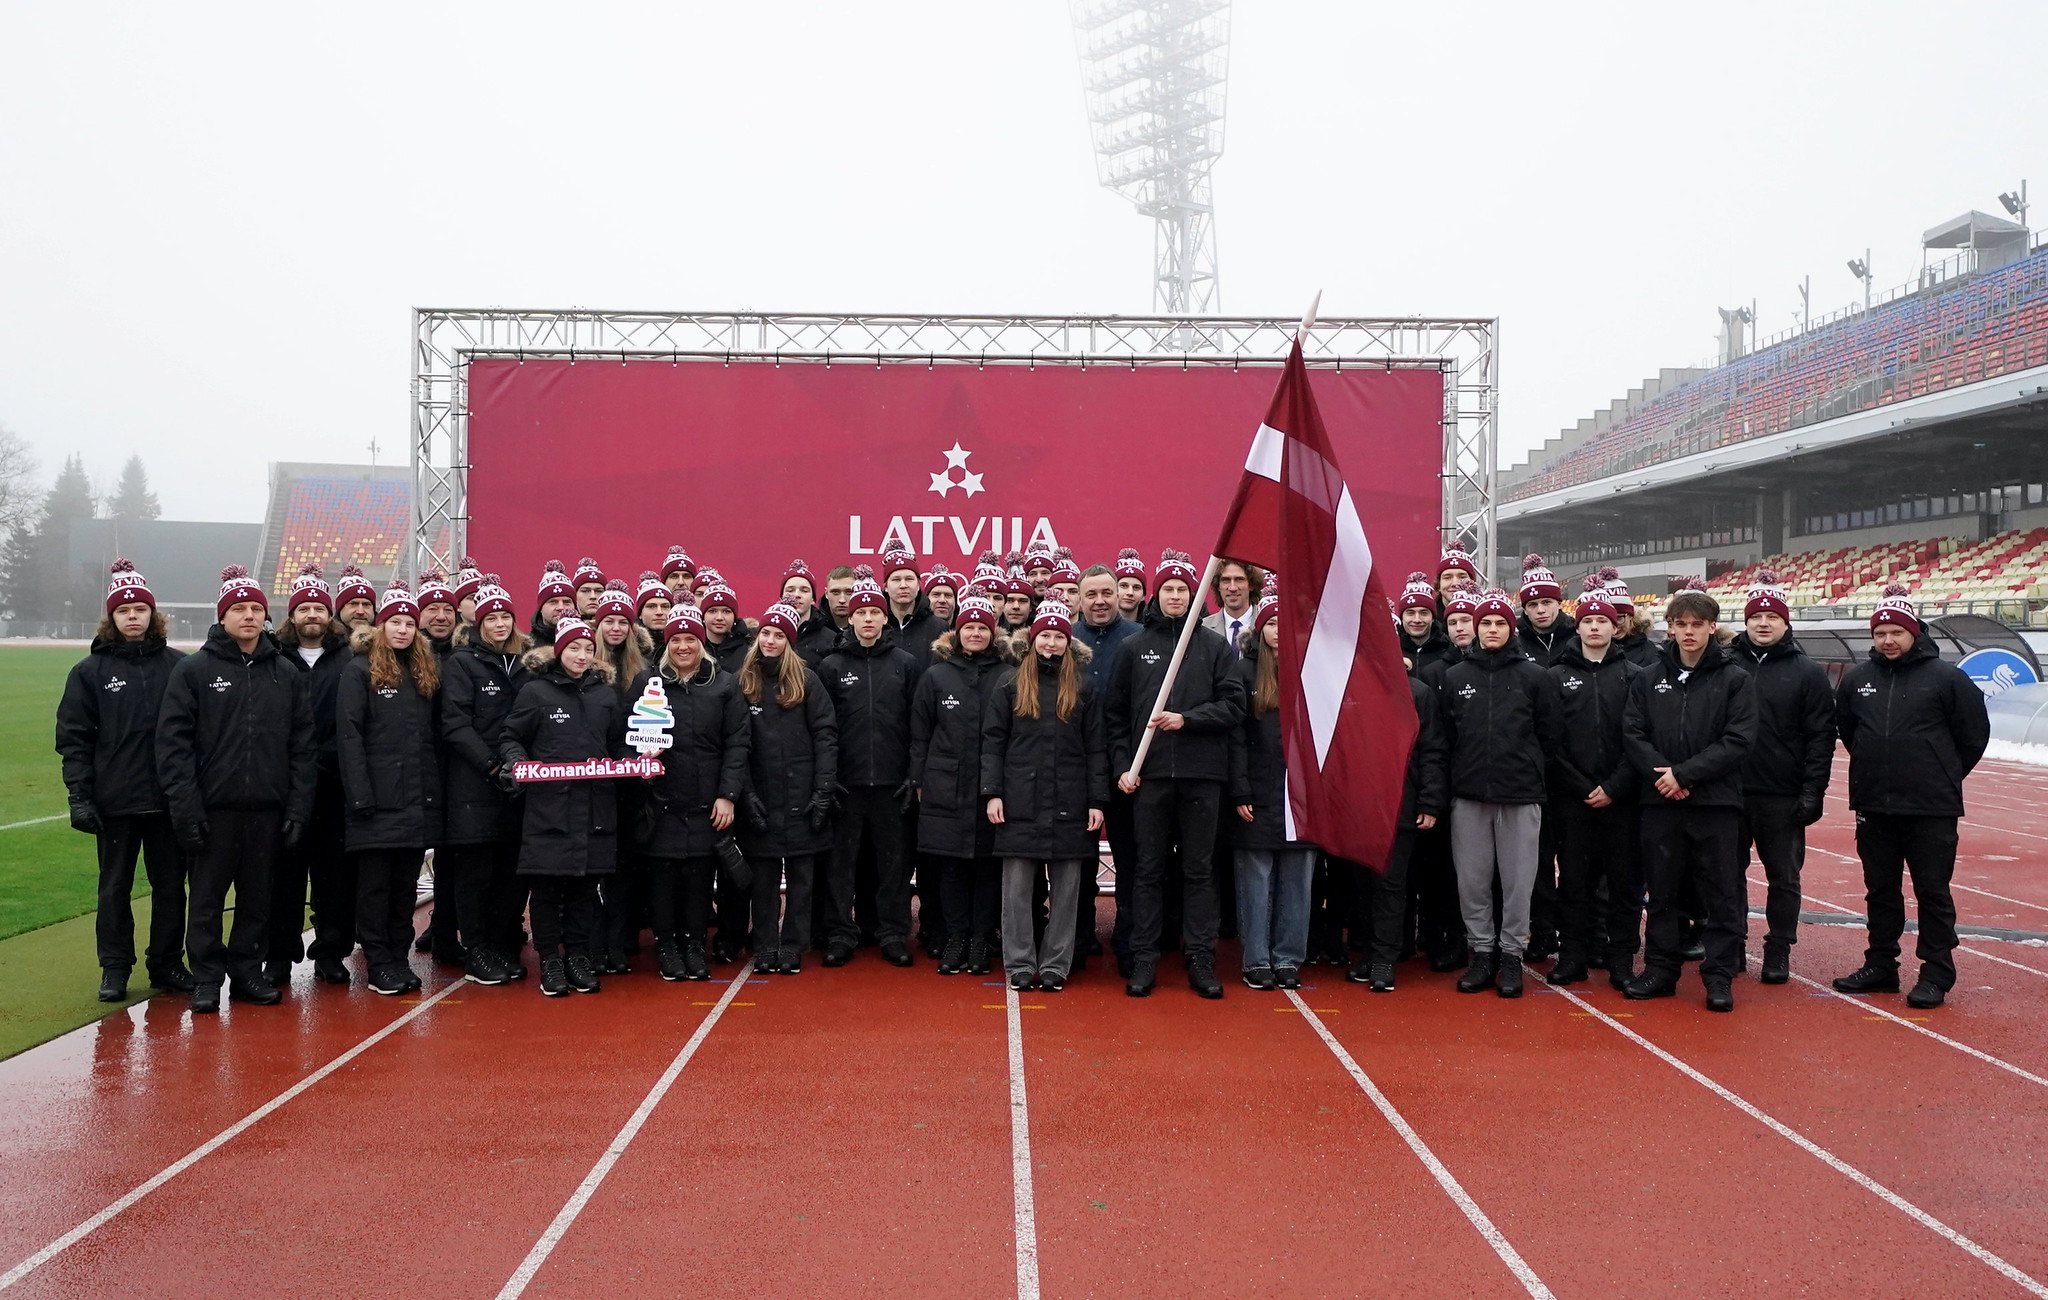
left=1923, top=209, right=2028, bottom=251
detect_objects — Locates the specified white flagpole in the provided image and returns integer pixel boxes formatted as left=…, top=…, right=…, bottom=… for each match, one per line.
left=1121, top=552, right=1223, bottom=785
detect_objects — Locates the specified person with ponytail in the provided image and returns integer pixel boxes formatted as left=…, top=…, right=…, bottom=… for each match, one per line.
left=337, top=579, right=443, bottom=996
left=1227, top=582, right=1321, bottom=990
left=981, top=600, right=1108, bottom=992
left=439, top=574, right=532, bottom=985
left=735, top=603, right=839, bottom=973
left=591, top=578, right=653, bottom=971
left=910, top=594, right=1015, bottom=975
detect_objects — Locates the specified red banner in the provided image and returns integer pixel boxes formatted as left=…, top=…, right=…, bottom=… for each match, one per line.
left=467, top=359, right=1442, bottom=612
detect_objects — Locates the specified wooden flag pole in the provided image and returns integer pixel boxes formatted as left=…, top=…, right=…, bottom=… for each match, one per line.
left=1120, top=552, right=1224, bottom=787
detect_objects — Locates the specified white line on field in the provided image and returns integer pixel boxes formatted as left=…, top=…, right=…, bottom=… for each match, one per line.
left=1951, top=882, right=2048, bottom=914
left=1765, top=955, right=2048, bottom=1090
left=1006, top=983, right=1041, bottom=1300
left=0, top=814, right=63, bottom=831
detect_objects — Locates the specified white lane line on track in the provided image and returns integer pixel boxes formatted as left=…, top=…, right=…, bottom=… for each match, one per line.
left=0, top=977, right=464, bottom=1292
left=1552, top=987, right=2048, bottom=1298
left=1774, top=962, right=2048, bottom=1089
left=1951, top=882, right=2048, bottom=914
left=1285, top=990, right=1555, bottom=1300
left=0, top=814, right=63, bottom=831
left=1005, top=983, right=1041, bottom=1300
left=494, top=962, right=752, bottom=1300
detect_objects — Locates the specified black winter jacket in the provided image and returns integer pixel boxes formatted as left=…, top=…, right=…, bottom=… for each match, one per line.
left=820, top=635, right=921, bottom=788
left=499, top=654, right=626, bottom=877
left=1615, top=630, right=1661, bottom=669
left=1729, top=632, right=1836, bottom=802
left=439, top=625, right=531, bottom=845
left=980, top=653, right=1110, bottom=861
left=156, top=626, right=316, bottom=828
left=794, top=609, right=842, bottom=666
left=1439, top=644, right=1562, bottom=805
left=736, top=660, right=839, bottom=858
left=1400, top=622, right=1458, bottom=675
left=1835, top=636, right=1991, bottom=817
left=1623, top=639, right=1757, bottom=809
left=910, top=635, right=1016, bottom=860
left=1548, top=642, right=1640, bottom=802
left=706, top=623, right=754, bottom=676
left=56, top=633, right=184, bottom=818
left=275, top=627, right=351, bottom=794
left=1226, top=645, right=1316, bottom=850
left=336, top=635, right=443, bottom=852
left=1517, top=610, right=1578, bottom=667
left=629, top=658, right=750, bottom=859
left=1403, top=674, right=1451, bottom=829
left=1104, top=602, right=1245, bottom=783
left=886, top=593, right=946, bottom=669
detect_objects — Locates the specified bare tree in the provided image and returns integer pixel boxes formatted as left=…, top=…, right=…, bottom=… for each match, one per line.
left=0, top=425, right=39, bottom=537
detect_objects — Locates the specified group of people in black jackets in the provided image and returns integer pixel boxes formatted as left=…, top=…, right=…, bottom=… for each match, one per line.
left=55, top=530, right=1990, bottom=1013
left=1395, top=545, right=1991, bottom=1011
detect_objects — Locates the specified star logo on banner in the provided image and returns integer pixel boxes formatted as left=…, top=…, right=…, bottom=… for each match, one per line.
left=928, top=443, right=986, bottom=497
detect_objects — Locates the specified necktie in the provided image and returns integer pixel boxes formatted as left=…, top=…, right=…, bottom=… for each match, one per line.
left=1230, top=618, right=1242, bottom=657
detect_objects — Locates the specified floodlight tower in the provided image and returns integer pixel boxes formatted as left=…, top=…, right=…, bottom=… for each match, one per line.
left=1071, top=0, right=1230, bottom=316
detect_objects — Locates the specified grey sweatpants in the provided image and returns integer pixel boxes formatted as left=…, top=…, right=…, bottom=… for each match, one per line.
left=1450, top=798, right=1544, bottom=957
left=1003, top=858, right=1086, bottom=980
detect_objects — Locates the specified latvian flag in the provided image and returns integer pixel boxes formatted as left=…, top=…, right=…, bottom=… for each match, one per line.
left=1214, top=341, right=1418, bottom=868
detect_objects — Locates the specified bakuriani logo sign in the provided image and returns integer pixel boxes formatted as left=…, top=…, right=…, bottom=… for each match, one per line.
left=847, top=441, right=1061, bottom=558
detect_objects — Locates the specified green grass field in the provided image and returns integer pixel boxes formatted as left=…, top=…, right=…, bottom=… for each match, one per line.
left=0, top=646, right=113, bottom=940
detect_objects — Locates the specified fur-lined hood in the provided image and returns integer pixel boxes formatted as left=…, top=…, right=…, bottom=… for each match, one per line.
left=519, top=642, right=618, bottom=684
left=930, top=628, right=1022, bottom=664
left=999, top=629, right=1094, bottom=667
left=453, top=620, right=531, bottom=655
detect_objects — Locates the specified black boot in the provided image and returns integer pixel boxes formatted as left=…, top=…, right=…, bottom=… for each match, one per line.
left=938, top=936, right=968, bottom=975
left=1367, top=961, right=1397, bottom=993
left=1545, top=955, right=1589, bottom=986
left=1704, top=977, right=1734, bottom=1013
left=190, top=984, right=221, bottom=1014
left=1759, top=942, right=1790, bottom=985
left=1831, top=964, right=1900, bottom=994
left=565, top=954, right=602, bottom=993
left=1495, top=956, right=1524, bottom=999
left=1126, top=959, right=1157, bottom=997
left=262, top=959, right=293, bottom=990
left=682, top=940, right=710, bottom=981
left=148, top=963, right=196, bottom=993
left=1623, top=969, right=1677, bottom=1000
left=539, top=956, right=571, bottom=997
left=656, top=940, right=688, bottom=982
left=823, top=941, right=855, bottom=967
left=881, top=939, right=914, bottom=967
left=229, top=976, right=282, bottom=1006
left=1455, top=951, right=1497, bottom=993
left=312, top=958, right=350, bottom=985
left=97, top=968, right=130, bottom=1002
left=1607, top=952, right=1636, bottom=992
left=966, top=937, right=993, bottom=976
left=1905, top=979, right=1946, bottom=1009
left=1187, top=954, right=1224, bottom=999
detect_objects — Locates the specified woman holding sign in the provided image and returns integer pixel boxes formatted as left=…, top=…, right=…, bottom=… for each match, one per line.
left=500, top=615, right=628, bottom=997
left=628, top=604, right=751, bottom=981
left=735, top=603, right=839, bottom=974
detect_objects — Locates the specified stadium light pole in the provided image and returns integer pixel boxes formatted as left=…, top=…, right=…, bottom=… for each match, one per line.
left=1999, top=181, right=2029, bottom=231
left=1847, top=250, right=1872, bottom=310
left=1070, top=0, right=1231, bottom=324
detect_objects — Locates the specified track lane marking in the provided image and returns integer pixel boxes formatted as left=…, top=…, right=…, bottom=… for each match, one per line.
left=0, top=977, right=464, bottom=1292
left=1551, top=986, right=2048, bottom=1298
left=1747, top=872, right=2048, bottom=977
left=1005, top=983, right=1040, bottom=1300
left=1284, top=990, right=1555, bottom=1300
left=1763, top=955, right=2048, bottom=1089
left=494, top=962, right=752, bottom=1300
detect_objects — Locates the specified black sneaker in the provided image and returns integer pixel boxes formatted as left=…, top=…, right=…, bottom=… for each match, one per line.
left=1623, top=971, right=1677, bottom=1000
left=712, top=938, right=742, bottom=965
left=230, top=976, right=282, bottom=1006
left=967, top=938, right=993, bottom=976
left=432, top=942, right=467, bottom=967
left=881, top=940, right=914, bottom=967
left=1187, top=955, right=1223, bottom=1000
left=539, top=956, right=571, bottom=997
left=1681, top=940, right=1706, bottom=963
left=566, top=955, right=602, bottom=993
left=1345, top=958, right=1373, bottom=985
left=1905, top=980, right=1946, bottom=1009
left=938, top=936, right=968, bottom=975
left=823, top=942, right=855, bottom=967
left=190, top=984, right=221, bottom=1014
left=1607, top=955, right=1636, bottom=991
left=1831, top=965, right=1900, bottom=994
left=754, top=946, right=783, bottom=975
left=98, top=968, right=130, bottom=1003
left=1495, top=957, right=1524, bottom=999
left=1126, top=959, right=1156, bottom=997
left=313, top=958, right=351, bottom=985
left=1545, top=958, right=1589, bottom=986
left=779, top=945, right=803, bottom=974
left=148, top=964, right=197, bottom=993
left=656, top=940, right=689, bottom=982
left=464, top=948, right=511, bottom=986
left=1456, top=952, right=1497, bottom=993
left=1243, top=965, right=1277, bottom=990
left=1759, top=944, right=1790, bottom=985
left=682, top=941, right=710, bottom=981
left=402, top=970, right=423, bottom=993
left=1273, top=965, right=1301, bottom=991
left=502, top=955, right=527, bottom=980
left=1038, top=971, right=1066, bottom=993
left=262, top=960, right=293, bottom=989
left=1368, top=962, right=1397, bottom=993
left=1010, top=970, right=1036, bottom=991
left=367, top=966, right=410, bottom=996
left=1704, top=978, right=1734, bottom=1013
left=413, top=931, right=433, bottom=954
left=601, top=949, right=631, bottom=977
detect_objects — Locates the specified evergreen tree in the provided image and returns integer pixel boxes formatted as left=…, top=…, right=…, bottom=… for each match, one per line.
left=0, top=456, right=96, bottom=624
left=108, top=454, right=161, bottom=520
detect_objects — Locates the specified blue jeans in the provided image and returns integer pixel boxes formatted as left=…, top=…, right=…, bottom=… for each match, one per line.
left=1235, top=847, right=1313, bottom=970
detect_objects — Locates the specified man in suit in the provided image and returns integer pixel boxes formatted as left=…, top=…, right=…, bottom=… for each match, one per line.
left=1200, top=561, right=1264, bottom=660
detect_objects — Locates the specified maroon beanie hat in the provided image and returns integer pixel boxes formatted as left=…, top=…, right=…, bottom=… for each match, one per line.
left=760, top=603, right=802, bottom=639
left=880, top=546, right=920, bottom=581
left=699, top=583, right=738, bottom=613
left=1438, top=539, right=1480, bottom=582
left=1743, top=569, right=1791, bottom=622
left=1474, top=587, right=1517, bottom=624
left=1444, top=583, right=1481, bottom=617
left=661, top=545, right=695, bottom=581
left=594, top=579, right=634, bottom=622
left=634, top=570, right=670, bottom=613
left=1396, top=570, right=1439, bottom=613
left=1029, top=599, right=1074, bottom=638
left=105, top=558, right=156, bottom=613
left=216, top=564, right=267, bottom=620
left=552, top=614, right=596, bottom=651
left=453, top=556, right=484, bottom=602
left=1871, top=583, right=1921, bottom=633
left=1518, top=554, right=1562, bottom=604
left=923, top=565, right=962, bottom=596
left=1573, top=577, right=1619, bottom=625
left=471, top=574, right=514, bottom=620
left=1154, top=548, right=1199, bottom=588
left=1048, top=546, right=1080, bottom=586
left=1113, top=547, right=1148, bottom=585
left=954, top=594, right=998, bottom=631
left=781, top=558, right=817, bottom=595
left=335, top=563, right=375, bottom=608
left=417, top=568, right=456, bottom=610
left=848, top=566, right=887, bottom=613
left=285, top=562, right=331, bottom=614
left=1023, top=541, right=1056, bottom=574
left=1252, top=573, right=1280, bottom=634
left=572, top=557, right=606, bottom=589
left=536, top=559, right=574, bottom=603
left=376, top=578, right=420, bottom=625
left=663, top=603, right=707, bottom=642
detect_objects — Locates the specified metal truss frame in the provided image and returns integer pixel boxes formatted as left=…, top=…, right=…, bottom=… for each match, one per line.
left=410, top=310, right=1498, bottom=577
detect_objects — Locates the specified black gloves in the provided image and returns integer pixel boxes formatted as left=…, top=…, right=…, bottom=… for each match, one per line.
left=175, top=819, right=209, bottom=854
left=1795, top=791, right=1826, bottom=826
left=68, top=798, right=102, bottom=836
left=745, top=792, right=770, bottom=830
left=894, top=778, right=916, bottom=813
left=281, top=819, right=305, bottom=849
left=495, top=765, right=522, bottom=796
left=806, top=789, right=837, bottom=833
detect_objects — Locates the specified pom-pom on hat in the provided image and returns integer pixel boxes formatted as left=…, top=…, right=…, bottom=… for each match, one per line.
left=375, top=578, right=420, bottom=626
left=1870, top=582, right=1921, bottom=633
left=663, top=602, right=707, bottom=643
left=1438, top=539, right=1480, bottom=581
left=1396, top=570, right=1440, bottom=613
left=1598, top=565, right=1631, bottom=604
left=335, top=563, right=375, bottom=608
left=760, top=603, right=802, bottom=639
left=953, top=593, right=998, bottom=630
left=780, top=558, right=817, bottom=594
left=284, top=562, right=330, bottom=614
left=880, top=546, right=919, bottom=581
left=1023, top=540, right=1056, bottom=572
left=634, top=571, right=670, bottom=613
left=1252, top=572, right=1280, bottom=634
left=1002, top=563, right=1034, bottom=598
left=1113, top=547, right=1148, bottom=584
left=416, top=568, right=456, bottom=609
left=536, top=560, right=574, bottom=603
left=453, top=556, right=484, bottom=602
left=847, top=566, right=887, bottom=613
left=1743, top=569, right=1791, bottom=622
left=105, top=558, right=156, bottom=613
left=1444, top=583, right=1481, bottom=616
left=698, top=583, right=738, bottom=613
left=1049, top=546, right=1080, bottom=586
left=660, top=546, right=695, bottom=580
left=922, top=564, right=962, bottom=595
left=1573, top=577, right=1619, bottom=625
left=1029, top=599, right=1074, bottom=638
left=1154, top=548, right=1200, bottom=588
left=552, top=614, right=596, bottom=651
left=471, top=574, right=514, bottom=621
left=572, top=557, right=606, bottom=589
left=1684, top=576, right=1709, bottom=592
left=1518, top=553, right=1562, bottom=604
left=693, top=567, right=724, bottom=592
left=1474, top=587, right=1518, bottom=624
left=216, top=564, right=267, bottom=620
left=593, top=579, right=634, bottom=622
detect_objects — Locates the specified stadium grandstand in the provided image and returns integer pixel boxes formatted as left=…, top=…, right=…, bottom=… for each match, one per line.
left=1499, top=201, right=2048, bottom=628
left=253, top=462, right=429, bottom=597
